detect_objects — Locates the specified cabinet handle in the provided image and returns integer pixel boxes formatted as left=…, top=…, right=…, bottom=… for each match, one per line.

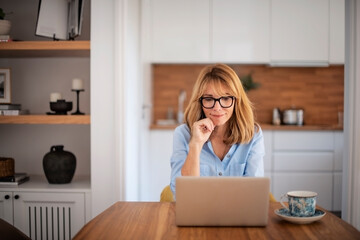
left=4, top=195, right=10, bottom=200
left=14, top=195, right=20, bottom=200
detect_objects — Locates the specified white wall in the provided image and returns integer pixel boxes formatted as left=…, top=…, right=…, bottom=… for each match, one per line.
left=91, top=0, right=118, bottom=217
left=91, top=0, right=142, bottom=217
left=342, top=0, right=360, bottom=230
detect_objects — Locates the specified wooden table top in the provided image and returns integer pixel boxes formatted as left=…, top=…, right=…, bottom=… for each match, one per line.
left=74, top=202, right=360, bottom=240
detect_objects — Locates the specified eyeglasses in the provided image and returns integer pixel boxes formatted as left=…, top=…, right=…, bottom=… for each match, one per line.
left=199, top=96, right=235, bottom=109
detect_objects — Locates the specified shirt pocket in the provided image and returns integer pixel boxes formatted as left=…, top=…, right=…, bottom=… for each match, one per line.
left=230, top=162, right=246, bottom=176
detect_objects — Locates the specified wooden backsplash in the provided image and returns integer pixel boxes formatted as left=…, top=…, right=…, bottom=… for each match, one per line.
left=152, top=64, right=344, bottom=126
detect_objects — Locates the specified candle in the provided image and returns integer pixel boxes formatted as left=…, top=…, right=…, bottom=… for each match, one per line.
left=72, top=78, right=84, bottom=90
left=50, top=92, right=62, bottom=102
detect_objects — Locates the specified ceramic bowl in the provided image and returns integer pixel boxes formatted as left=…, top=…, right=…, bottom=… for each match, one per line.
left=50, top=100, right=73, bottom=114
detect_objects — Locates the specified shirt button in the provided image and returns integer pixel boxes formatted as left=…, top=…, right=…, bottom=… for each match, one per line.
left=219, top=172, right=223, bottom=176
left=227, top=155, right=230, bottom=158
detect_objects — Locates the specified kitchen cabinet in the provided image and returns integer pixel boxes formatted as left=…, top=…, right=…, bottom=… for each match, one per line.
left=141, top=130, right=174, bottom=200
left=148, top=0, right=344, bottom=64
left=150, top=0, right=210, bottom=62
left=0, top=178, right=90, bottom=239
left=212, top=0, right=270, bottom=63
left=149, top=0, right=270, bottom=63
left=270, top=0, right=329, bottom=64
left=271, top=131, right=342, bottom=211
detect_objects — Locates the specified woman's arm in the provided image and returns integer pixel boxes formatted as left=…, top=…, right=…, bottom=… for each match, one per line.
left=181, top=118, right=214, bottom=176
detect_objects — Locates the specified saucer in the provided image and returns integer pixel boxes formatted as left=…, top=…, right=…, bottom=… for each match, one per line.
left=274, top=208, right=326, bottom=224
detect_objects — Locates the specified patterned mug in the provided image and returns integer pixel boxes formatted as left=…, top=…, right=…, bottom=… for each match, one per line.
left=280, top=191, right=317, bottom=217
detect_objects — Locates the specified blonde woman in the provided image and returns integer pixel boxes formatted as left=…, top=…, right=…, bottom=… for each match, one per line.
left=170, top=64, right=264, bottom=198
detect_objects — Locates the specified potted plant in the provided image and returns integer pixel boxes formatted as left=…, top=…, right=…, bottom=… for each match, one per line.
left=0, top=8, right=11, bottom=35
left=239, top=73, right=260, bottom=92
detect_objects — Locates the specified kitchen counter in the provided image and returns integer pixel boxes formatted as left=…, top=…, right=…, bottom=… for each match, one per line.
left=150, top=123, right=343, bottom=131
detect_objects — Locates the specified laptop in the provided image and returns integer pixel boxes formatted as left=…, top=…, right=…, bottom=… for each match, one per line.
left=175, top=176, right=270, bottom=226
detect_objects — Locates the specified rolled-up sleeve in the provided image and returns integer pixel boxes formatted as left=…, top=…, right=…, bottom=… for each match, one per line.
left=244, top=127, right=265, bottom=177
left=170, top=125, right=190, bottom=197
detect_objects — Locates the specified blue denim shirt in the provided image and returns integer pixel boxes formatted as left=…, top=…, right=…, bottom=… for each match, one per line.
left=170, top=124, right=265, bottom=199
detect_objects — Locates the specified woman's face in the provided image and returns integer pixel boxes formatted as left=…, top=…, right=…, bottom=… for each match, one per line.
left=201, top=83, right=235, bottom=127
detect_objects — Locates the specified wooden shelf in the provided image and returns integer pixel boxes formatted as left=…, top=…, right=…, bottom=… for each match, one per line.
left=0, top=115, right=90, bottom=124
left=0, top=41, right=90, bottom=57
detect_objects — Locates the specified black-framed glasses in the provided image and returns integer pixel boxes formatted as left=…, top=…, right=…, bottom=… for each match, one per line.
left=199, top=96, right=235, bottom=109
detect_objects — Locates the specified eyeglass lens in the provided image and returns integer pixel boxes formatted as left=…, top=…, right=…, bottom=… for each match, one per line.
left=201, top=96, right=234, bottom=109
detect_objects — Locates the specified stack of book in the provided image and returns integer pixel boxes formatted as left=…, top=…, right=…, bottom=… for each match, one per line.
left=0, top=35, right=12, bottom=42
left=0, top=173, right=30, bottom=186
left=0, top=104, right=29, bottom=115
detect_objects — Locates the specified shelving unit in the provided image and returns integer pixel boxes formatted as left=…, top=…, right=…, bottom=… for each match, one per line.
left=0, top=41, right=91, bottom=125
left=0, top=115, right=90, bottom=124
left=0, top=41, right=90, bottom=57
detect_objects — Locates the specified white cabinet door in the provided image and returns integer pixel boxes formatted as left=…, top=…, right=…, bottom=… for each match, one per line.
left=13, top=192, right=85, bottom=240
left=333, top=172, right=342, bottom=211
left=143, top=130, right=174, bottom=201
left=273, top=131, right=334, bottom=151
left=212, top=0, right=270, bottom=63
left=151, top=0, right=210, bottom=62
left=263, top=130, right=272, bottom=172
left=329, top=0, right=345, bottom=64
left=273, top=152, right=334, bottom=171
left=273, top=173, right=333, bottom=210
left=0, top=191, right=13, bottom=225
left=271, top=0, right=329, bottom=63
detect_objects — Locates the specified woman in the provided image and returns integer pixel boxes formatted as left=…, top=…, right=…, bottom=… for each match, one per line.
left=170, top=64, right=264, bottom=198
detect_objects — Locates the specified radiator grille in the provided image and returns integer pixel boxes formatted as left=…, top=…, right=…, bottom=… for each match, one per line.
left=28, top=205, right=72, bottom=240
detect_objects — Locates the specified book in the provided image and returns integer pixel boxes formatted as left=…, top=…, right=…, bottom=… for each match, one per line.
left=0, top=35, right=12, bottom=42
left=0, top=110, right=29, bottom=116
left=0, top=173, right=30, bottom=186
left=0, top=104, right=22, bottom=110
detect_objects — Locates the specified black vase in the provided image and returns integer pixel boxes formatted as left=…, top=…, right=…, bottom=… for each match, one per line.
left=43, top=145, right=76, bottom=184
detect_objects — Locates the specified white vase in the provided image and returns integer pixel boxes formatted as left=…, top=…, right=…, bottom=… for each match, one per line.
left=0, top=20, right=11, bottom=35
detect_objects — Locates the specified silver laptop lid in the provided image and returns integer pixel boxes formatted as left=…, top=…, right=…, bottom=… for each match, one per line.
left=175, top=177, right=270, bottom=226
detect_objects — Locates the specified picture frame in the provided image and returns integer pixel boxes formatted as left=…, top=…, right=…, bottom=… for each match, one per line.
left=0, top=69, right=11, bottom=104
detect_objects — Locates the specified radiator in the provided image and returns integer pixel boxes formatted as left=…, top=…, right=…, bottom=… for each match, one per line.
left=28, top=205, right=73, bottom=240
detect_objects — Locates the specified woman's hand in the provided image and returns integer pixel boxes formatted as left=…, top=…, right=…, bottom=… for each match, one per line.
left=181, top=118, right=214, bottom=176
left=190, top=118, right=215, bottom=147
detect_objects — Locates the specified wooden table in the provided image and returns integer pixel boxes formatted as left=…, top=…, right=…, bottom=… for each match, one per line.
left=74, top=202, right=360, bottom=240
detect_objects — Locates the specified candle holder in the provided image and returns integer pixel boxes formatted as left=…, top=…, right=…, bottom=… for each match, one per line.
left=71, top=89, right=85, bottom=115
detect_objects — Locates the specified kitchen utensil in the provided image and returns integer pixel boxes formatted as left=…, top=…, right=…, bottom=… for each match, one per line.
left=282, top=108, right=304, bottom=125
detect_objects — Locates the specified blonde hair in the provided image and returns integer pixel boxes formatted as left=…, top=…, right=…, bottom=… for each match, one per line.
left=184, top=64, right=257, bottom=144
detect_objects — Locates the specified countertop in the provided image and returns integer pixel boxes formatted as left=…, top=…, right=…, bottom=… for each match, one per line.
left=150, top=123, right=343, bottom=131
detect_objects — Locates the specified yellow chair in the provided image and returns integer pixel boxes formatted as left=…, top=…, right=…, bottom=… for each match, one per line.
left=160, top=185, right=174, bottom=202
left=160, top=185, right=276, bottom=202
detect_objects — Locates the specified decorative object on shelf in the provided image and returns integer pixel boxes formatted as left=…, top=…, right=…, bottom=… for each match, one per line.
left=0, top=8, right=12, bottom=36
left=0, top=157, right=14, bottom=178
left=0, top=68, right=11, bottom=104
left=47, top=99, right=73, bottom=115
left=71, top=78, right=85, bottom=115
left=50, top=92, right=62, bottom=102
left=43, top=145, right=76, bottom=184
left=35, top=0, right=85, bottom=40
left=239, top=73, right=260, bottom=92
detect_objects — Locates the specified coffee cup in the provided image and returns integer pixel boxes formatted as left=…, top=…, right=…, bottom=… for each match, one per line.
left=280, top=191, right=317, bottom=217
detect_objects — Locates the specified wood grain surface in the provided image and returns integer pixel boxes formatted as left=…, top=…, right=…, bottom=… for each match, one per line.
left=73, top=202, right=360, bottom=240
left=0, top=115, right=90, bottom=124
left=152, top=64, right=344, bottom=127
